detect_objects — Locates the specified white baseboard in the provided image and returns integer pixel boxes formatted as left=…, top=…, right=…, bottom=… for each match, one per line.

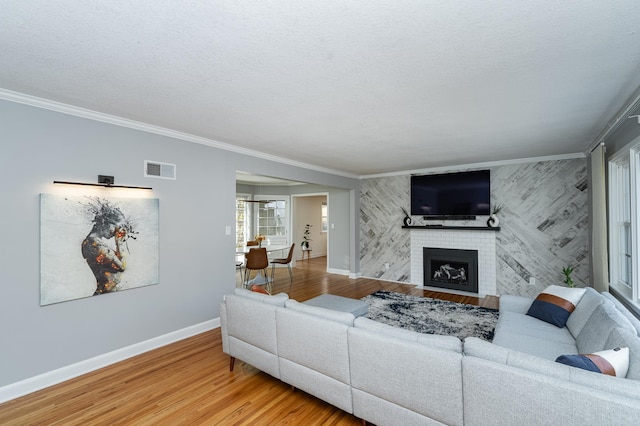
left=349, top=272, right=363, bottom=279
left=327, top=267, right=350, bottom=276
left=0, top=318, right=220, bottom=404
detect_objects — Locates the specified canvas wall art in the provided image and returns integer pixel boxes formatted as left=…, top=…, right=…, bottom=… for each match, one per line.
left=40, top=194, right=159, bottom=305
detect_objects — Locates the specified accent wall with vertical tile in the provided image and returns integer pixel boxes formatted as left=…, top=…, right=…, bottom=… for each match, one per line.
left=360, top=158, right=588, bottom=296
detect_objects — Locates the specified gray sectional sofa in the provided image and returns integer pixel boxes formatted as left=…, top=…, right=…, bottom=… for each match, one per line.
left=220, top=287, right=640, bottom=425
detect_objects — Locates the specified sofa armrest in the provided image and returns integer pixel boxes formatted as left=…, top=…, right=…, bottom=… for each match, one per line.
left=499, top=294, right=532, bottom=314
left=602, top=292, right=640, bottom=336
left=220, top=302, right=229, bottom=354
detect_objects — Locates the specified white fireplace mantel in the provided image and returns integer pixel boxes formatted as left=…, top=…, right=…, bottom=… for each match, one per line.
left=410, top=229, right=497, bottom=296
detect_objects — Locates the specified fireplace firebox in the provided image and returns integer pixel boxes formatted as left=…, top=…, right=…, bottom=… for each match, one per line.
left=423, top=247, right=478, bottom=293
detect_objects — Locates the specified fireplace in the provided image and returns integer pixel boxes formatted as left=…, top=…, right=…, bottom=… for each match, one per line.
left=423, top=247, right=478, bottom=293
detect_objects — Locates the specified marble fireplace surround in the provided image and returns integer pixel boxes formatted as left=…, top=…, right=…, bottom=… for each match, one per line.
left=410, top=228, right=497, bottom=296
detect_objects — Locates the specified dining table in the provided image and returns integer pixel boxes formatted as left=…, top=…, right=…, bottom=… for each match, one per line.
left=236, top=244, right=291, bottom=286
left=235, top=244, right=291, bottom=255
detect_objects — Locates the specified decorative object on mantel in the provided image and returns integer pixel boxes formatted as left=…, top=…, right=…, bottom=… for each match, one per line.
left=562, top=265, right=576, bottom=287
left=401, top=207, right=413, bottom=226
left=487, top=203, right=503, bottom=228
left=301, top=224, right=312, bottom=249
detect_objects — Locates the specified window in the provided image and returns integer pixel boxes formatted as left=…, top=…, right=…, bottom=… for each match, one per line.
left=609, top=143, right=640, bottom=304
left=254, top=195, right=289, bottom=245
left=321, top=202, right=328, bottom=232
left=257, top=200, right=286, bottom=236
left=235, top=194, right=251, bottom=248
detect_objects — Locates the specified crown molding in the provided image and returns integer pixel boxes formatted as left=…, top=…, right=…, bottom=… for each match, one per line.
left=0, top=88, right=359, bottom=180
left=587, top=83, right=640, bottom=154
left=360, top=152, right=586, bottom=179
left=0, top=88, right=589, bottom=181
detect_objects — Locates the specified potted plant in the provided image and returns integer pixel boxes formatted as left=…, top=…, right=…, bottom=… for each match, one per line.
left=562, top=266, right=575, bottom=288
left=301, top=224, right=312, bottom=249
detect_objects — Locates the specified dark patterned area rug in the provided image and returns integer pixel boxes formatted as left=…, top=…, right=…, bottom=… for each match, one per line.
left=361, top=290, right=499, bottom=341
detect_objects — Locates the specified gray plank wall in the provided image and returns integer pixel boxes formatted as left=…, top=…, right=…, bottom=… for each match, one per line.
left=360, top=158, right=588, bottom=296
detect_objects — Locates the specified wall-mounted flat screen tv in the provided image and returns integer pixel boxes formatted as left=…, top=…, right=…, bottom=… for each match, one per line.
left=410, top=170, right=490, bottom=218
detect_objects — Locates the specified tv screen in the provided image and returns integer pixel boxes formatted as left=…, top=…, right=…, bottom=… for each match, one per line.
left=410, top=170, right=490, bottom=217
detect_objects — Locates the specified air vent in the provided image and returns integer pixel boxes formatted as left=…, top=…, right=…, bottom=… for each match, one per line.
left=144, top=160, right=176, bottom=180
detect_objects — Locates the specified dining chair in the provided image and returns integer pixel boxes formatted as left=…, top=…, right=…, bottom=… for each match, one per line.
left=270, top=244, right=295, bottom=285
left=244, top=247, right=271, bottom=292
left=235, top=259, right=244, bottom=282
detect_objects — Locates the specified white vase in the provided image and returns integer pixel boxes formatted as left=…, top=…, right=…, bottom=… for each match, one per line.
left=487, top=214, right=500, bottom=228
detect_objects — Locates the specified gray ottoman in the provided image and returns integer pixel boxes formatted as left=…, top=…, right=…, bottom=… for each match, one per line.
left=303, top=294, right=369, bottom=317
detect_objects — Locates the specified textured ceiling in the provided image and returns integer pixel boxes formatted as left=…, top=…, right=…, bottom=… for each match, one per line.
left=2, top=1, right=640, bottom=176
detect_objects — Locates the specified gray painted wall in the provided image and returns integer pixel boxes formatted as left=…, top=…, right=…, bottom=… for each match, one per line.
left=360, top=158, right=588, bottom=296
left=0, top=99, right=358, bottom=388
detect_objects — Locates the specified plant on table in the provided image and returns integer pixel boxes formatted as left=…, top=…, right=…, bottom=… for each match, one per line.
left=254, top=234, right=266, bottom=247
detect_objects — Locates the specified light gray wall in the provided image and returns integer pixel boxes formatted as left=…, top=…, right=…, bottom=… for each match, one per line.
left=0, top=99, right=358, bottom=388
left=360, top=158, right=589, bottom=296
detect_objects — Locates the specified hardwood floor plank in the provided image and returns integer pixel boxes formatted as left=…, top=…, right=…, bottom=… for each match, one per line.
left=1, top=257, right=498, bottom=425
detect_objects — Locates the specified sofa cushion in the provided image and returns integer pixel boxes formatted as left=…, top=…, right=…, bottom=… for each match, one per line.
left=526, top=285, right=586, bottom=327
left=492, top=311, right=577, bottom=360
left=349, top=327, right=464, bottom=426
left=493, top=331, right=578, bottom=360
left=499, top=294, right=535, bottom=315
left=276, top=307, right=352, bottom=383
left=576, top=302, right=635, bottom=354
left=605, top=327, right=640, bottom=380
left=224, top=294, right=280, bottom=355
left=566, top=287, right=605, bottom=338
left=556, top=347, right=629, bottom=378
left=276, top=307, right=353, bottom=412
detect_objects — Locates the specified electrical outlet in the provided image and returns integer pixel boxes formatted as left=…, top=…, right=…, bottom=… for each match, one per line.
left=529, top=277, right=536, bottom=286
left=225, top=226, right=231, bottom=236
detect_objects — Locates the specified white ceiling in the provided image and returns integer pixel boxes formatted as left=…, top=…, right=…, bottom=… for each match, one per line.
left=2, top=1, right=640, bottom=176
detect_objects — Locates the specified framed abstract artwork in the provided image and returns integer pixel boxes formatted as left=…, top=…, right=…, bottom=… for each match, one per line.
left=40, top=194, right=159, bottom=305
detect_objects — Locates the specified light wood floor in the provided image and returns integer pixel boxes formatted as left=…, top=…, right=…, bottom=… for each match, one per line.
left=0, top=257, right=498, bottom=425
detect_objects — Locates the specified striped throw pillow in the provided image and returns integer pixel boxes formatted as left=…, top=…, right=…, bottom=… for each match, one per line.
left=556, top=347, right=629, bottom=377
left=526, top=285, right=586, bottom=327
